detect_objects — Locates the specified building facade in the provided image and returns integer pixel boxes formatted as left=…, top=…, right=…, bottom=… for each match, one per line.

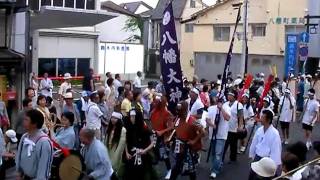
left=181, top=0, right=308, bottom=80
left=146, top=0, right=207, bottom=77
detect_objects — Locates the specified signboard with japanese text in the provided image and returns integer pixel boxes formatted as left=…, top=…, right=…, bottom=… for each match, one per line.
left=160, top=1, right=183, bottom=112
left=285, top=34, right=299, bottom=76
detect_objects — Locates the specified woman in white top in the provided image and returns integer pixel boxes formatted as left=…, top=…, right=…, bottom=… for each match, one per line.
left=239, top=93, right=254, bottom=153
left=29, top=72, right=39, bottom=97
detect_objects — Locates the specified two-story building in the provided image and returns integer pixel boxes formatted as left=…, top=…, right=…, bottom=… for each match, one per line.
left=146, top=0, right=207, bottom=77
left=181, top=0, right=308, bottom=80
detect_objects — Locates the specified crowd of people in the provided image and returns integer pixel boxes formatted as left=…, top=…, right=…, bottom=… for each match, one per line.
left=0, top=69, right=320, bottom=180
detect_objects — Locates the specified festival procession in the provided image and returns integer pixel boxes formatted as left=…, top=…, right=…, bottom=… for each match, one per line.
left=1, top=0, right=320, bottom=179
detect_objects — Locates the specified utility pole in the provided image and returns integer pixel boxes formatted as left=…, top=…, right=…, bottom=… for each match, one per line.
left=240, top=0, right=248, bottom=76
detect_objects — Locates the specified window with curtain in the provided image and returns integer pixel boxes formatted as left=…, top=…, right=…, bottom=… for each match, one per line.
left=214, top=26, right=230, bottom=41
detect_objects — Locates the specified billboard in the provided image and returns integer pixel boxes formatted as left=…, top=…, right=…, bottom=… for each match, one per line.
left=99, top=42, right=144, bottom=75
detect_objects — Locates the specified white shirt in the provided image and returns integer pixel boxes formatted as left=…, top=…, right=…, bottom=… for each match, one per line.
left=40, top=78, right=53, bottom=97
left=114, top=79, right=122, bottom=97
left=189, top=98, right=204, bottom=117
left=249, top=125, right=282, bottom=165
left=207, top=104, right=231, bottom=140
left=58, top=82, right=71, bottom=97
left=228, top=101, right=243, bottom=133
left=133, top=76, right=142, bottom=88
left=243, top=105, right=255, bottom=126
left=86, top=102, right=104, bottom=130
left=279, top=95, right=296, bottom=122
left=302, top=99, right=319, bottom=125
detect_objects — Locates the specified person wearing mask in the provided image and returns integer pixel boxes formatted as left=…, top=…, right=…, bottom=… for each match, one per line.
left=124, top=110, right=155, bottom=180
left=301, top=88, right=319, bottom=150
left=86, top=92, right=105, bottom=139
left=150, top=95, right=173, bottom=179
left=15, top=99, right=33, bottom=143
left=83, top=68, right=95, bottom=92
left=16, top=109, right=53, bottom=179
left=240, top=93, right=255, bottom=153
left=249, top=110, right=282, bottom=179
left=80, top=128, right=115, bottom=180
left=114, top=74, right=122, bottom=98
left=58, top=73, right=72, bottom=101
left=222, top=90, right=244, bottom=163
left=39, top=72, right=53, bottom=98
left=207, top=96, right=231, bottom=179
left=121, top=91, right=133, bottom=117
left=49, top=112, right=76, bottom=149
left=170, top=101, right=204, bottom=180
left=105, top=112, right=126, bottom=178
left=133, top=71, right=143, bottom=91
left=279, top=88, right=296, bottom=145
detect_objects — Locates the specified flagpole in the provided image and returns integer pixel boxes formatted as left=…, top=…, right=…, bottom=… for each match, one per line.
left=206, top=5, right=242, bottom=162
left=240, top=0, right=249, bottom=76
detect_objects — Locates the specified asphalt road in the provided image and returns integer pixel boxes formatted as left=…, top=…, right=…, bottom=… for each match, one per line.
left=156, top=119, right=320, bottom=180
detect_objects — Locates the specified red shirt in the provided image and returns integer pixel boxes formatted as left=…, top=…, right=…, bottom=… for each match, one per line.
left=150, top=108, right=171, bottom=131
left=175, top=116, right=202, bottom=151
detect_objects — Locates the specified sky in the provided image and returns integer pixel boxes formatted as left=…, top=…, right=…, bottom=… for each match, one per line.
left=109, top=0, right=216, bottom=8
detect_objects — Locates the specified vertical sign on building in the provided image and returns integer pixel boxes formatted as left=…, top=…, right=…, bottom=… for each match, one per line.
left=285, top=34, right=299, bottom=76
left=160, top=1, right=183, bottom=112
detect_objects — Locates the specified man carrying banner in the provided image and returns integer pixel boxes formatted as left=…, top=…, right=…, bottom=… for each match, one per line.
left=206, top=99, right=231, bottom=178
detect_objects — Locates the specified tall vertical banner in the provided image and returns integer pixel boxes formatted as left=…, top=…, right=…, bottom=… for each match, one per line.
left=160, top=1, right=183, bottom=112
left=219, top=7, right=242, bottom=98
left=284, top=34, right=299, bottom=76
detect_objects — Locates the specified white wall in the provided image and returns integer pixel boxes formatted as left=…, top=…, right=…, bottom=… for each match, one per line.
left=95, top=14, right=141, bottom=43
left=308, top=0, right=320, bottom=58
left=11, top=12, right=26, bottom=54
left=99, top=42, right=144, bottom=77
left=37, top=36, right=95, bottom=58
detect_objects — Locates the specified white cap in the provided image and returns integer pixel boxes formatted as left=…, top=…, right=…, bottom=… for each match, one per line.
left=260, top=73, right=265, bottom=77
left=64, top=92, right=73, bottom=99
left=191, top=88, right=200, bottom=95
left=290, top=73, right=294, bottom=78
left=5, top=129, right=17, bottom=143
left=242, top=93, right=250, bottom=98
left=111, top=112, right=123, bottom=120
left=64, top=73, right=72, bottom=80
left=251, top=157, right=277, bottom=177
left=306, top=74, right=312, bottom=78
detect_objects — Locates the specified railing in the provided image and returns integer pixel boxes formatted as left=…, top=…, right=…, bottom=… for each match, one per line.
left=23, top=0, right=96, bottom=11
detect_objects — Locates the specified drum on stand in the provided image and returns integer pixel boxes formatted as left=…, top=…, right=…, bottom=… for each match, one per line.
left=50, top=150, right=85, bottom=180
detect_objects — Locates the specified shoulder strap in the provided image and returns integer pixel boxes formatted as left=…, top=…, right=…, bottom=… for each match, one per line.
left=35, top=135, right=50, bottom=144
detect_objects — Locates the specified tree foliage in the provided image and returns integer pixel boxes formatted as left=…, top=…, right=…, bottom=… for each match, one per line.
left=123, top=16, right=144, bottom=43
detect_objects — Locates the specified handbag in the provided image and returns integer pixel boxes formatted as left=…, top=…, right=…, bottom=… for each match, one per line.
left=236, top=102, right=247, bottom=139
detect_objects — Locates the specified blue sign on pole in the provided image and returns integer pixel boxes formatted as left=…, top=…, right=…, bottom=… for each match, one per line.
left=285, top=34, right=299, bottom=76
left=300, top=32, right=309, bottom=43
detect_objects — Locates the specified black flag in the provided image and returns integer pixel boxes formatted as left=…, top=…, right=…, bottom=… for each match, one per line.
left=160, top=1, right=183, bottom=112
